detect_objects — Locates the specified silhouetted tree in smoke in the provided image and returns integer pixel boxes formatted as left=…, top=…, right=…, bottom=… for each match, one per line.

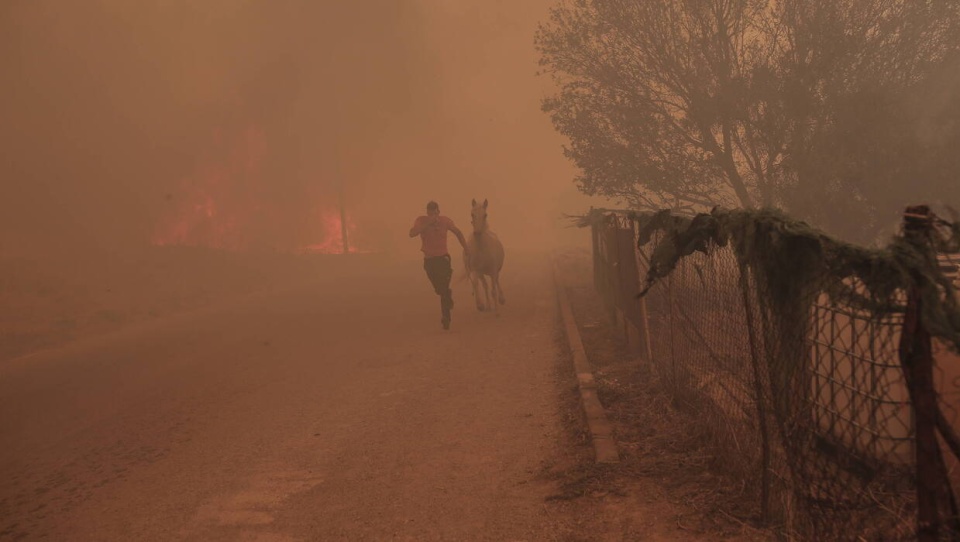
left=536, top=0, right=960, bottom=242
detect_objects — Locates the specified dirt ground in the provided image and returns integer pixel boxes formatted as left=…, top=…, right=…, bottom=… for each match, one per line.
left=550, top=247, right=775, bottom=542
left=0, top=247, right=351, bottom=363
left=3, top=245, right=778, bottom=540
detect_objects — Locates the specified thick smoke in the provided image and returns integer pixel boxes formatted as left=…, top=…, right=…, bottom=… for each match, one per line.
left=1, top=0, right=587, bottom=260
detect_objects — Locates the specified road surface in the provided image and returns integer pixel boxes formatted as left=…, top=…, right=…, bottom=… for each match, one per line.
left=0, top=252, right=573, bottom=541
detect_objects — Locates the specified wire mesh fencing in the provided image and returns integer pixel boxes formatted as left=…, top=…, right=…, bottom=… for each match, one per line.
left=586, top=206, right=960, bottom=541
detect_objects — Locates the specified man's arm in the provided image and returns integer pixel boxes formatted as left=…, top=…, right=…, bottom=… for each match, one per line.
left=409, top=216, right=432, bottom=238
left=449, top=223, right=469, bottom=253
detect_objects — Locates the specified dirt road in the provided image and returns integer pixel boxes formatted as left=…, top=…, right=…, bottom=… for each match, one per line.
left=0, top=253, right=575, bottom=541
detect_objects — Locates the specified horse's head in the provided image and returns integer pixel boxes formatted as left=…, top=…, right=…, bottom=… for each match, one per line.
left=470, top=198, right=489, bottom=235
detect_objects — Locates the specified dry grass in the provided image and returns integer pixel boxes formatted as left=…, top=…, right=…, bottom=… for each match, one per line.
left=589, top=350, right=769, bottom=535
left=550, top=247, right=774, bottom=541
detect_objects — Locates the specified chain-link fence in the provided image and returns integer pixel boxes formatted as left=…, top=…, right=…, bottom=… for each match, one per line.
left=586, top=206, right=960, bottom=540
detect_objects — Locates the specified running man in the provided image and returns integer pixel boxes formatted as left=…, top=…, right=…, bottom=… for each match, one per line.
left=409, top=201, right=470, bottom=330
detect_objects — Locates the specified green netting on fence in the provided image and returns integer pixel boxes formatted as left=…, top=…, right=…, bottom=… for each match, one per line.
left=631, top=208, right=960, bottom=351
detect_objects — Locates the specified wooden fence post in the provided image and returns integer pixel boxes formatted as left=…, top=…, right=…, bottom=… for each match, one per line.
left=900, top=204, right=947, bottom=541
left=738, top=268, right=772, bottom=524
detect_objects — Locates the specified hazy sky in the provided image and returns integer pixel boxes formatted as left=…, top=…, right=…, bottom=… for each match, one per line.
left=1, top=0, right=590, bottom=258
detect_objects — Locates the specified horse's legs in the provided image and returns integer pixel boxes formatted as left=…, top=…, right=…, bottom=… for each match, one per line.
left=494, top=273, right=505, bottom=305
left=479, top=275, right=491, bottom=311
left=471, top=273, right=484, bottom=311
left=489, top=272, right=501, bottom=316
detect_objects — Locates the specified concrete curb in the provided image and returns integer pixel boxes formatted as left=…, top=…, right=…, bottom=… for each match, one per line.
left=552, top=258, right=620, bottom=464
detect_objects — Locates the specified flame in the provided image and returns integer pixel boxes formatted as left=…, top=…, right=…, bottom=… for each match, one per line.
left=153, top=125, right=266, bottom=250
left=299, top=207, right=364, bottom=254
left=153, top=124, right=366, bottom=254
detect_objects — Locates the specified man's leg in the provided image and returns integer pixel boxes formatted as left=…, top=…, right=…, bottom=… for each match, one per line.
left=424, top=257, right=453, bottom=328
left=438, top=257, right=453, bottom=318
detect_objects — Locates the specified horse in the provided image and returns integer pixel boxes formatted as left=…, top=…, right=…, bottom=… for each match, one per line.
left=464, top=198, right=506, bottom=314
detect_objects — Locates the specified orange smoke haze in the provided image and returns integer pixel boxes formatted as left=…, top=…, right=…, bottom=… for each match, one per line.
left=1, top=0, right=599, bottom=260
